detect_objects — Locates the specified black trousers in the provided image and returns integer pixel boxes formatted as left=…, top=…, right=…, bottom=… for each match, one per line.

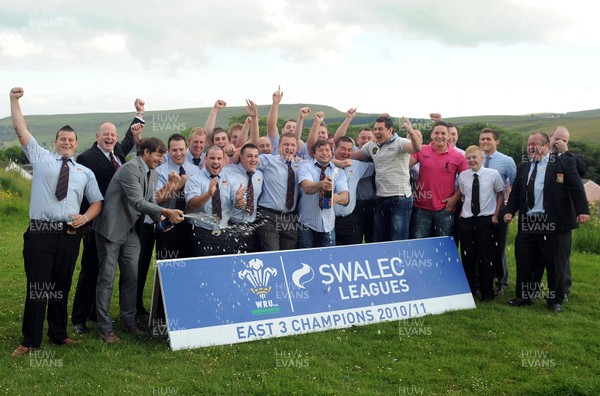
left=458, top=216, right=496, bottom=300
left=255, top=208, right=298, bottom=251
left=137, top=223, right=155, bottom=311
left=71, top=230, right=99, bottom=326
left=492, top=205, right=510, bottom=288
left=155, top=222, right=191, bottom=260
left=515, top=230, right=569, bottom=304
left=335, top=213, right=362, bottom=246
left=190, top=226, right=242, bottom=257
left=354, top=200, right=375, bottom=243
left=21, top=224, right=82, bottom=347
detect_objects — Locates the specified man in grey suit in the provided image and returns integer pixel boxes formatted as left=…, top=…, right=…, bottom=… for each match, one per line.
left=93, top=137, right=184, bottom=343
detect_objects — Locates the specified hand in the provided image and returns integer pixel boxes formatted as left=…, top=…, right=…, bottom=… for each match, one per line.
left=134, top=98, right=145, bottom=113
left=177, top=174, right=189, bottom=190
left=402, top=116, right=413, bottom=131
left=430, top=113, right=442, bottom=122
left=298, top=107, right=311, bottom=120
left=166, top=209, right=185, bottom=224
left=213, top=99, right=226, bottom=110
left=504, top=213, right=513, bottom=223
left=131, top=122, right=144, bottom=138
left=245, top=99, right=258, bottom=118
left=235, top=184, right=247, bottom=208
left=68, top=213, right=88, bottom=229
left=442, top=197, right=456, bottom=212
left=553, top=140, right=568, bottom=154
left=208, top=175, right=219, bottom=195
left=223, top=144, right=236, bottom=157
left=10, top=87, right=24, bottom=100
left=492, top=215, right=499, bottom=225
left=167, top=171, right=182, bottom=185
left=346, top=108, right=357, bottom=120
left=245, top=116, right=252, bottom=127
left=577, top=214, right=590, bottom=224
left=322, top=176, right=333, bottom=192
left=314, top=111, right=325, bottom=124
left=272, top=85, right=283, bottom=104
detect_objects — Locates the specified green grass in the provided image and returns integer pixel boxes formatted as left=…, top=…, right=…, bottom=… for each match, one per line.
left=1, top=168, right=599, bottom=395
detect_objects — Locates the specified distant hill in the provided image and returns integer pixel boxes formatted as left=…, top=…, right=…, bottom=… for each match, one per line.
left=1, top=105, right=598, bottom=151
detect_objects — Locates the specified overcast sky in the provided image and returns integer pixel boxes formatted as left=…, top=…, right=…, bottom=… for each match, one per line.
left=1, top=0, right=598, bottom=118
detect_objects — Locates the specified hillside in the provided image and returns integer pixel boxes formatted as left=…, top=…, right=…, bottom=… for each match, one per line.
left=1, top=105, right=598, bottom=151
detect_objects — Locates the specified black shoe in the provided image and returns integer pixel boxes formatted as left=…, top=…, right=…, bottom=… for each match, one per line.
left=508, top=298, right=532, bottom=307
left=549, top=303, right=562, bottom=312
left=73, top=324, right=88, bottom=334
left=137, top=307, right=150, bottom=317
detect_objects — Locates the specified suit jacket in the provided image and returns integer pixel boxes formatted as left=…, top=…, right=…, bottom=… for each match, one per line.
left=93, top=155, right=163, bottom=242
left=77, top=117, right=142, bottom=213
left=558, top=151, right=587, bottom=178
left=506, top=154, right=589, bottom=233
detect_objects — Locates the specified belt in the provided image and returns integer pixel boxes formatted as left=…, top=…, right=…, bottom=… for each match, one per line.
left=257, top=206, right=294, bottom=216
left=28, top=220, right=77, bottom=235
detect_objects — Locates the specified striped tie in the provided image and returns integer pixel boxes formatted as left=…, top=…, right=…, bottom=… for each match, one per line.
left=55, top=157, right=70, bottom=201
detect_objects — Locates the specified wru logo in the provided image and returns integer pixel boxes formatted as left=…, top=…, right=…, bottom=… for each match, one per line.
left=238, top=258, right=277, bottom=299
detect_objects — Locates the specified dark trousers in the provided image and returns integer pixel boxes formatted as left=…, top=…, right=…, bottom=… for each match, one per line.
left=493, top=206, right=510, bottom=288
left=72, top=230, right=99, bottom=326
left=459, top=216, right=496, bottom=300
left=21, top=225, right=81, bottom=347
left=335, top=213, right=362, bottom=245
left=515, top=230, right=569, bottom=304
left=354, top=200, right=375, bottom=243
left=137, top=223, right=155, bottom=312
left=533, top=230, right=572, bottom=297
left=255, top=208, right=298, bottom=251
left=155, top=222, right=191, bottom=260
left=190, top=226, right=241, bottom=257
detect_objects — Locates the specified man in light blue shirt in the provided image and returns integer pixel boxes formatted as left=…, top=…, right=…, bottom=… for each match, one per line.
left=223, top=143, right=264, bottom=252
left=10, top=87, right=103, bottom=357
left=185, top=145, right=245, bottom=256
left=479, top=128, right=517, bottom=295
left=332, top=137, right=373, bottom=245
left=297, top=140, right=349, bottom=248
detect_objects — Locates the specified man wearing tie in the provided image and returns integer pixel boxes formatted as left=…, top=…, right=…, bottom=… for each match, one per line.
left=10, top=87, right=103, bottom=357
left=224, top=143, right=264, bottom=253
left=94, top=138, right=184, bottom=343
left=458, top=146, right=504, bottom=301
left=185, top=145, right=246, bottom=256
left=504, top=132, right=590, bottom=312
left=71, top=100, right=145, bottom=335
left=255, top=132, right=303, bottom=251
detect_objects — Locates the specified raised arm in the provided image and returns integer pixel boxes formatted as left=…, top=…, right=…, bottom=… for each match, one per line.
left=293, top=106, right=311, bottom=148
left=204, top=99, right=226, bottom=143
left=267, top=86, right=282, bottom=139
left=333, top=108, right=357, bottom=142
left=10, top=87, right=32, bottom=147
left=402, top=117, right=423, bottom=154
left=305, top=111, right=324, bottom=159
left=239, top=99, right=258, bottom=148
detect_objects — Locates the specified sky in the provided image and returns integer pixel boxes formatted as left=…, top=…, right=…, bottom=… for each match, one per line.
left=1, top=0, right=598, bottom=119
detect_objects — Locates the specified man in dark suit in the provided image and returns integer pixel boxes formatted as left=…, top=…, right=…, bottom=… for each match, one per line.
left=504, top=132, right=590, bottom=312
left=93, top=137, right=184, bottom=343
left=71, top=100, right=146, bottom=335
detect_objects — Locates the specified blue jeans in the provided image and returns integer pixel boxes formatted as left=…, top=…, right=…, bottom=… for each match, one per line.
left=298, top=227, right=336, bottom=248
left=410, top=207, right=455, bottom=239
left=373, top=196, right=413, bottom=242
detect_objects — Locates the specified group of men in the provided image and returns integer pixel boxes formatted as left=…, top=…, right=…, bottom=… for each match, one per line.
left=10, top=86, right=590, bottom=358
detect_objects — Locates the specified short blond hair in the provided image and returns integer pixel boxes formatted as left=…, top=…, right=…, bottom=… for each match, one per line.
left=189, top=127, right=206, bottom=138
left=465, top=145, right=483, bottom=157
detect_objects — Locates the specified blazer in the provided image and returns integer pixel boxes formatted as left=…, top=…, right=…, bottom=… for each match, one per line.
left=77, top=117, right=142, bottom=212
left=505, top=154, right=589, bottom=233
left=93, top=155, right=163, bottom=242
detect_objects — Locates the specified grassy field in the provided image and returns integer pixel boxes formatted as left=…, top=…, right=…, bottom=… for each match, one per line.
left=1, top=167, right=599, bottom=395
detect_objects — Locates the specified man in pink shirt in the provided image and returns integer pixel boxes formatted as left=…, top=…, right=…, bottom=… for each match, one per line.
left=409, top=121, right=468, bottom=238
